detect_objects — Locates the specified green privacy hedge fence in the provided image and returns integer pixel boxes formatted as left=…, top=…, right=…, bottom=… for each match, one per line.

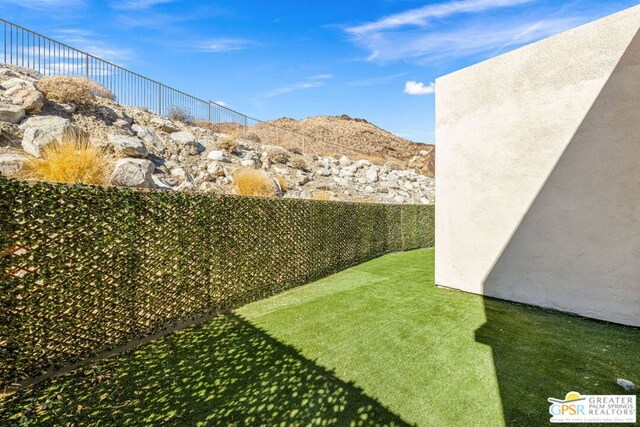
left=0, top=177, right=434, bottom=387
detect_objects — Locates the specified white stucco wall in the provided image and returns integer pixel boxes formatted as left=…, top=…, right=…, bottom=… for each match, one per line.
left=435, top=6, right=640, bottom=327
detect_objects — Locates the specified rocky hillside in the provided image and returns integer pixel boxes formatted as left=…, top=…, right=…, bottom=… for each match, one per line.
left=0, top=65, right=435, bottom=205
left=252, top=115, right=435, bottom=178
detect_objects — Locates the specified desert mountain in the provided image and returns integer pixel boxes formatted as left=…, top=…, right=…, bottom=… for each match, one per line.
left=251, top=115, right=435, bottom=178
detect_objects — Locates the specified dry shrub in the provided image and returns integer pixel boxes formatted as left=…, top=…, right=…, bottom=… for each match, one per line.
left=275, top=175, right=287, bottom=192
left=218, top=137, right=238, bottom=153
left=266, top=146, right=289, bottom=164
left=311, top=191, right=332, bottom=201
left=289, top=154, right=308, bottom=171
left=18, top=135, right=111, bottom=185
left=168, top=106, right=193, bottom=124
left=234, top=169, right=276, bottom=197
left=37, top=76, right=114, bottom=105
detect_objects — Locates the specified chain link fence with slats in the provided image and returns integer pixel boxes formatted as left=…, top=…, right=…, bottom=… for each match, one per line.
left=0, top=177, right=434, bottom=388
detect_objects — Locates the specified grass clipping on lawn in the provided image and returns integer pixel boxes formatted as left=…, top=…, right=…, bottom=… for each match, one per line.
left=19, top=136, right=112, bottom=185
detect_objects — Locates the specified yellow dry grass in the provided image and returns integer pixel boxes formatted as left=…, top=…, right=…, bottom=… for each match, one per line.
left=234, top=169, right=276, bottom=197
left=18, top=136, right=111, bottom=185
left=37, top=76, right=114, bottom=105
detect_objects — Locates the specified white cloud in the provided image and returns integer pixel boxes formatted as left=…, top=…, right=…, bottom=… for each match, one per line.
left=200, top=38, right=254, bottom=53
left=83, top=46, right=135, bottom=63
left=312, top=74, right=334, bottom=80
left=347, top=0, right=535, bottom=35
left=404, top=81, right=435, bottom=95
left=351, top=15, right=586, bottom=63
left=213, top=100, right=227, bottom=107
left=112, top=0, right=175, bottom=10
left=344, top=0, right=595, bottom=64
left=261, top=74, right=333, bottom=98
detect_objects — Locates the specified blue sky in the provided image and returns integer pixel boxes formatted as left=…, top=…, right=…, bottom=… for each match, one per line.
left=1, top=0, right=638, bottom=142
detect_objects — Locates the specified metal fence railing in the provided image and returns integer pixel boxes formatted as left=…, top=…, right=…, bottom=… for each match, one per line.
left=0, top=18, right=392, bottom=159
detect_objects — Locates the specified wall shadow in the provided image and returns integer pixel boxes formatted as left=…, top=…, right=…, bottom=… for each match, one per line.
left=2, top=313, right=410, bottom=426
left=477, top=29, right=640, bottom=425
left=476, top=297, right=640, bottom=425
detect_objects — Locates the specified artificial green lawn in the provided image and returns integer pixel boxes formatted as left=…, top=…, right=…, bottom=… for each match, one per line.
left=2, top=249, right=638, bottom=426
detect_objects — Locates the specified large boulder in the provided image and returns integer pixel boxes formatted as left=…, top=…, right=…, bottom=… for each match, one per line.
left=207, top=161, right=227, bottom=177
left=355, top=159, right=371, bottom=169
left=207, top=150, right=228, bottom=162
left=110, top=158, right=155, bottom=188
left=338, top=155, right=353, bottom=167
left=0, top=152, right=27, bottom=176
left=170, top=131, right=197, bottom=146
left=132, top=124, right=165, bottom=154
left=199, top=181, right=223, bottom=193
left=174, top=180, right=196, bottom=192
left=365, top=166, right=379, bottom=183
left=102, top=106, right=133, bottom=125
left=339, top=167, right=356, bottom=178
left=317, top=168, right=331, bottom=177
left=385, top=171, right=400, bottom=182
left=19, top=116, right=79, bottom=157
left=170, top=131, right=203, bottom=155
left=0, top=104, right=25, bottom=124
left=0, top=123, right=22, bottom=146
left=108, top=133, right=148, bottom=158
left=170, top=167, right=190, bottom=180
left=151, top=117, right=180, bottom=133
left=1, top=78, right=45, bottom=113
left=0, top=65, right=42, bottom=82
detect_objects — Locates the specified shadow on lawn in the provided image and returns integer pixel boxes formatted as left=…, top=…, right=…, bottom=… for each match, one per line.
left=1, top=314, right=409, bottom=426
left=476, top=298, right=640, bottom=426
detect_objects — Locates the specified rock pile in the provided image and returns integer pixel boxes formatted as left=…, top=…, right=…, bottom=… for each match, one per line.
left=0, top=65, right=435, bottom=204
